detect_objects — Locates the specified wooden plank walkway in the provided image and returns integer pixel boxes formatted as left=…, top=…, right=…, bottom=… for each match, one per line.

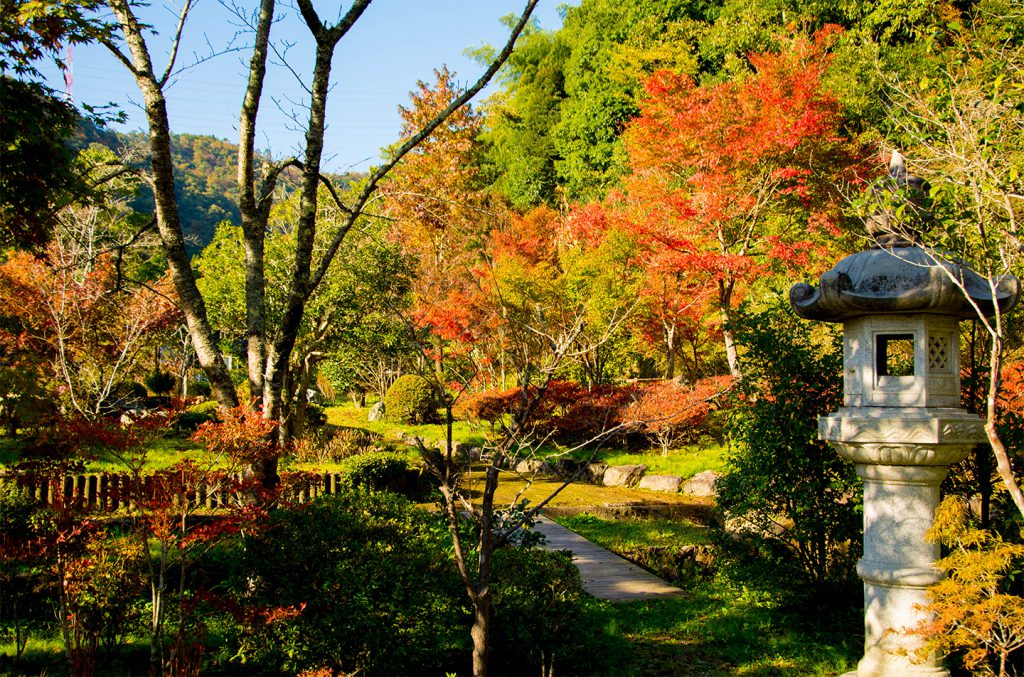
left=533, top=516, right=685, bottom=603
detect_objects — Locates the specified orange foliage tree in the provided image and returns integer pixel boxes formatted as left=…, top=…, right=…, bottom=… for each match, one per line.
left=619, top=27, right=870, bottom=377
left=908, top=497, right=1024, bottom=676
left=623, top=376, right=733, bottom=455
left=0, top=243, right=179, bottom=419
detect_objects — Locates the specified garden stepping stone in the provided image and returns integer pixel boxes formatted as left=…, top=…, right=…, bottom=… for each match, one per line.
left=532, top=516, right=685, bottom=602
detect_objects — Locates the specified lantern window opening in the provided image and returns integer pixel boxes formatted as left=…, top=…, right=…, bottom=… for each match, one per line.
left=876, top=333, right=916, bottom=378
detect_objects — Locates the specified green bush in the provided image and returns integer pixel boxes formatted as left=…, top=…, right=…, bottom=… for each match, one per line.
left=177, top=400, right=221, bottom=432
left=383, top=374, right=439, bottom=424
left=0, top=483, right=40, bottom=546
left=490, top=547, right=624, bottom=675
left=188, top=380, right=211, bottom=398
left=717, top=301, right=860, bottom=587
left=337, top=451, right=410, bottom=492
left=224, top=491, right=466, bottom=675
left=144, top=370, right=176, bottom=396
left=124, top=381, right=149, bottom=399
left=304, top=402, right=326, bottom=428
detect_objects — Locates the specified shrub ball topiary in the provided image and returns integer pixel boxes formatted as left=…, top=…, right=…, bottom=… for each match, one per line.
left=189, top=379, right=212, bottom=398
left=383, top=374, right=439, bottom=424
left=305, top=403, right=327, bottom=428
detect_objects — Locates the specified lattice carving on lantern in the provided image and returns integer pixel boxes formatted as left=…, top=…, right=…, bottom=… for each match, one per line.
left=927, top=335, right=950, bottom=373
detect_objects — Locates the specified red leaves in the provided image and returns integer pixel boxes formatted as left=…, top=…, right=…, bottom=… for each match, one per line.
left=192, top=402, right=277, bottom=465
left=624, top=376, right=733, bottom=433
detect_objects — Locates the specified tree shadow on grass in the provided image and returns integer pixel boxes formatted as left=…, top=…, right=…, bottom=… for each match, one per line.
left=600, top=583, right=861, bottom=676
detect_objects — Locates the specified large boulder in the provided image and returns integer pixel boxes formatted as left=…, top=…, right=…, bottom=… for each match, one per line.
left=514, top=459, right=550, bottom=475
left=368, top=401, right=385, bottom=421
left=583, top=462, right=609, bottom=484
left=437, top=440, right=466, bottom=459
left=553, top=458, right=583, bottom=479
left=683, top=470, right=719, bottom=497
left=602, top=464, right=647, bottom=487
left=639, top=474, right=682, bottom=493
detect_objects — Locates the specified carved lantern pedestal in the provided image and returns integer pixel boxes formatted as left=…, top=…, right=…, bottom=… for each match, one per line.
left=791, top=245, right=1019, bottom=676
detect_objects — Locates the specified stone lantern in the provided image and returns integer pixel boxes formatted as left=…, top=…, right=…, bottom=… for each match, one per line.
left=789, top=153, right=1020, bottom=676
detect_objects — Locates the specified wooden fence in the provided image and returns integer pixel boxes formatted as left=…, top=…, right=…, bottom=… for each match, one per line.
left=0, top=470, right=349, bottom=512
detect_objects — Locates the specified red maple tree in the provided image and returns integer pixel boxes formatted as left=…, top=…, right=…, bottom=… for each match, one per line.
left=620, top=27, right=871, bottom=376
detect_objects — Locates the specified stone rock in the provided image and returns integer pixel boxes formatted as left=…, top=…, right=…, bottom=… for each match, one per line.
left=682, top=470, right=719, bottom=497
left=583, top=462, right=608, bottom=484
left=639, top=474, right=682, bottom=493
left=553, top=458, right=582, bottom=479
left=468, top=447, right=482, bottom=462
left=368, top=401, right=385, bottom=421
left=401, top=434, right=423, bottom=447
left=437, top=440, right=467, bottom=459
left=514, top=459, right=550, bottom=475
left=602, top=464, right=647, bottom=487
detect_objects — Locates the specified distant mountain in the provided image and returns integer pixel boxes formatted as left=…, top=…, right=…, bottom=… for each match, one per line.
left=75, top=123, right=363, bottom=252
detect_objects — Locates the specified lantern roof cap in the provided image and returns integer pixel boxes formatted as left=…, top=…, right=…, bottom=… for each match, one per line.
left=790, top=246, right=1020, bottom=322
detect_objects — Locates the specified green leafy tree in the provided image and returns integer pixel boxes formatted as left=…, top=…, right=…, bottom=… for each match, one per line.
left=195, top=211, right=412, bottom=438
left=717, top=300, right=861, bottom=585
left=876, top=1, right=1024, bottom=516
left=0, top=77, right=87, bottom=250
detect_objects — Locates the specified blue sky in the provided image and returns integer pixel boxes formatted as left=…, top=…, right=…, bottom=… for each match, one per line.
left=41, top=1, right=570, bottom=173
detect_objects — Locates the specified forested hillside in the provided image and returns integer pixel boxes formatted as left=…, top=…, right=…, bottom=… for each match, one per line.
left=74, top=124, right=360, bottom=250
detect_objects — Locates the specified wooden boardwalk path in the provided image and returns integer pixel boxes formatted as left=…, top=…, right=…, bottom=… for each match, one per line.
left=533, top=516, right=685, bottom=603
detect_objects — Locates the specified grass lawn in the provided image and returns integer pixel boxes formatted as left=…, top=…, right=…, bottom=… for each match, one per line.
left=326, top=402, right=488, bottom=448
left=558, top=512, right=861, bottom=675
left=325, top=402, right=726, bottom=480
left=478, top=468, right=715, bottom=512
left=598, top=445, right=726, bottom=478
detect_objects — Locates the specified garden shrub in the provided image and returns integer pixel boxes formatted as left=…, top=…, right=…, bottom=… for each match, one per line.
left=338, top=450, right=410, bottom=492
left=123, top=381, right=149, bottom=400
left=224, top=491, right=466, bottom=676
left=329, top=427, right=382, bottom=459
left=0, top=482, right=40, bottom=547
left=622, top=376, right=733, bottom=454
left=188, top=379, right=211, bottom=398
left=144, top=370, right=176, bottom=396
left=176, top=400, right=221, bottom=432
left=304, top=402, right=327, bottom=428
left=293, top=428, right=385, bottom=464
left=62, top=531, right=147, bottom=659
left=383, top=374, right=438, bottom=424
left=717, top=301, right=860, bottom=587
left=453, top=387, right=518, bottom=428
left=489, top=547, right=625, bottom=675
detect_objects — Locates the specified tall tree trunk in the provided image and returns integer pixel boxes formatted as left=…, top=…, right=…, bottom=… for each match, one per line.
left=238, top=0, right=275, bottom=406
left=470, top=593, right=491, bottom=677
left=262, top=42, right=332, bottom=460
left=472, top=462, right=499, bottom=677
left=718, top=278, right=741, bottom=379
left=108, top=1, right=238, bottom=409
left=985, top=334, right=1024, bottom=517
